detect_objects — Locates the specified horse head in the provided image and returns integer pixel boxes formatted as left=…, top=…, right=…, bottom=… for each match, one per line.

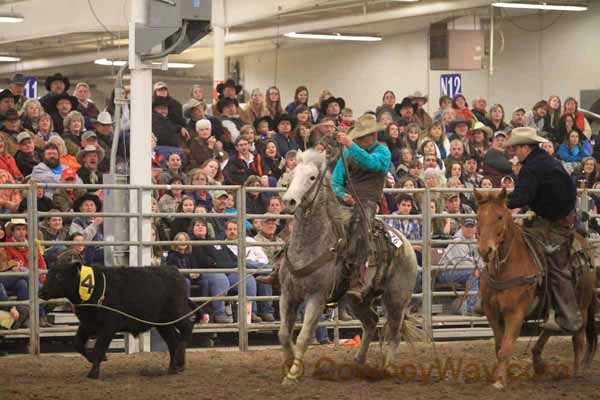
left=282, top=149, right=327, bottom=213
left=474, top=188, right=513, bottom=263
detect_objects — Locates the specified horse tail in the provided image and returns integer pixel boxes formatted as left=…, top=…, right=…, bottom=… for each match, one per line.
left=584, top=289, right=598, bottom=368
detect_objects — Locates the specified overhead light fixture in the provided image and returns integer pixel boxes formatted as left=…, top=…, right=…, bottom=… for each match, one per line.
left=0, top=15, right=24, bottom=23
left=492, top=2, right=588, bottom=11
left=284, top=32, right=382, bottom=42
left=0, top=56, right=20, bottom=62
left=94, top=58, right=195, bottom=68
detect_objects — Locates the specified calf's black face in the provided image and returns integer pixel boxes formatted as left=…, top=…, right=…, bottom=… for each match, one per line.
left=39, top=262, right=80, bottom=301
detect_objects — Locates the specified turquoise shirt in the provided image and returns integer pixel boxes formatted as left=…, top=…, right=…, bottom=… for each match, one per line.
left=331, top=142, right=391, bottom=199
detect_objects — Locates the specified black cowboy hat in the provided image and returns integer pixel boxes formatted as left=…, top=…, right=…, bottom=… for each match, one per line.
left=45, top=73, right=71, bottom=92
left=73, top=193, right=103, bottom=213
left=0, top=88, right=14, bottom=101
left=217, top=97, right=239, bottom=114
left=152, top=96, right=170, bottom=108
left=253, top=115, right=274, bottom=131
left=49, top=92, right=78, bottom=112
left=394, top=97, right=416, bottom=115
left=216, top=79, right=242, bottom=96
left=320, top=96, right=346, bottom=115
left=274, top=113, right=296, bottom=130
left=448, top=115, right=470, bottom=132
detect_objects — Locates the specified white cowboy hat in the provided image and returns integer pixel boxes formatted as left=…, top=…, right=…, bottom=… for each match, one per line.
left=347, top=115, right=384, bottom=141
left=505, top=127, right=548, bottom=147
left=4, top=218, right=27, bottom=236
left=77, top=144, right=106, bottom=164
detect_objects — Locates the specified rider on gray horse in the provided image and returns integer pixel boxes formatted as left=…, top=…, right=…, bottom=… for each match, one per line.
left=505, top=127, right=582, bottom=333
left=331, top=115, right=391, bottom=303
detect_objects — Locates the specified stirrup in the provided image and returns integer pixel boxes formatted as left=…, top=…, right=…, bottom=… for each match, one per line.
left=543, top=244, right=560, bottom=255
left=541, top=308, right=562, bottom=332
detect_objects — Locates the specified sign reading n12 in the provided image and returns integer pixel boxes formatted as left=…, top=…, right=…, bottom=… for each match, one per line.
left=23, top=76, right=38, bottom=99
left=440, top=74, right=462, bottom=99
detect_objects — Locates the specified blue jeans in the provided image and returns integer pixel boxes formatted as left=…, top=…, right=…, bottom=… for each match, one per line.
left=415, top=269, right=480, bottom=312
left=0, top=277, right=28, bottom=300
left=227, top=273, right=257, bottom=314
left=247, top=261, right=274, bottom=315
left=199, top=273, right=230, bottom=316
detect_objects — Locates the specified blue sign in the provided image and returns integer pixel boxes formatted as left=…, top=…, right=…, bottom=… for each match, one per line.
left=440, top=73, right=462, bottom=99
left=23, top=76, right=38, bottom=99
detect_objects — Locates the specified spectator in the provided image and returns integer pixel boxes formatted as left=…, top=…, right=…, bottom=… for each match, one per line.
left=0, top=168, right=22, bottom=213
left=35, top=113, right=58, bottom=146
left=189, top=119, right=216, bottom=169
left=80, top=131, right=109, bottom=173
left=444, top=139, right=466, bottom=171
left=153, top=81, right=187, bottom=130
left=485, top=103, right=509, bottom=134
left=433, top=95, right=453, bottom=123
left=387, top=193, right=422, bottom=247
left=447, top=115, right=470, bottom=143
left=527, top=100, right=548, bottom=134
left=422, top=122, right=449, bottom=160
left=482, top=131, right=512, bottom=186
left=394, top=97, right=416, bottom=127
left=73, top=82, right=99, bottom=122
left=40, top=212, right=69, bottom=265
left=557, top=113, right=584, bottom=146
left=183, top=98, right=224, bottom=141
left=76, top=145, right=105, bottom=186
left=557, top=129, right=592, bottom=169
left=0, top=136, right=23, bottom=180
left=252, top=140, right=285, bottom=181
left=295, top=105, right=311, bottom=127
left=469, top=122, right=492, bottom=161
left=0, top=109, right=21, bottom=156
left=411, top=91, right=432, bottom=130
left=166, top=232, right=196, bottom=294
left=40, top=73, right=70, bottom=112
left=62, top=110, right=86, bottom=155
left=376, top=90, right=397, bottom=120
left=218, top=97, right=243, bottom=142
left=169, top=196, right=196, bottom=237
left=56, top=232, right=87, bottom=266
left=285, top=86, right=309, bottom=117
left=471, top=96, right=489, bottom=126
left=49, top=92, right=78, bottom=134
left=200, top=159, right=224, bottom=185
left=544, top=95, right=562, bottom=138
left=442, top=193, right=474, bottom=237
left=69, top=193, right=104, bottom=265
left=272, top=113, right=298, bottom=157
left=7, top=74, right=26, bottom=112
left=340, top=108, right=354, bottom=130
left=152, top=96, right=189, bottom=148
left=223, top=137, right=255, bottom=185
left=158, top=152, right=186, bottom=185
left=277, top=150, right=298, bottom=188
left=563, top=97, right=592, bottom=139
left=187, top=171, right=212, bottom=210
left=452, top=94, right=473, bottom=123
left=265, top=86, right=284, bottom=120
left=20, top=99, right=43, bottom=133
left=18, top=178, right=54, bottom=212
left=0, top=89, right=15, bottom=119
left=92, top=111, right=114, bottom=150
left=47, top=135, right=79, bottom=171
left=572, top=157, right=599, bottom=188
left=14, top=131, right=42, bottom=177
left=320, top=96, right=345, bottom=124
left=207, top=190, right=232, bottom=240
left=510, top=107, right=528, bottom=129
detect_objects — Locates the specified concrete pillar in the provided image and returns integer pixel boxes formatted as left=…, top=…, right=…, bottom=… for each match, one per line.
left=212, top=0, right=226, bottom=100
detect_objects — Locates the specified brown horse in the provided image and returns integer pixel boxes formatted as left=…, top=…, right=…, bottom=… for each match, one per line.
left=475, top=189, right=597, bottom=389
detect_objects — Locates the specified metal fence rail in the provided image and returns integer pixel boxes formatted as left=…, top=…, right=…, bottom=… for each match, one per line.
left=1, top=184, right=598, bottom=353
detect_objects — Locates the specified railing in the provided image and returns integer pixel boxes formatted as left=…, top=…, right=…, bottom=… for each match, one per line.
left=0, top=183, right=597, bottom=354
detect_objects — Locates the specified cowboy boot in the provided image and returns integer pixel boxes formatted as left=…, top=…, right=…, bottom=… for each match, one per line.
left=541, top=307, right=562, bottom=332
left=544, top=251, right=583, bottom=333
left=346, top=264, right=364, bottom=303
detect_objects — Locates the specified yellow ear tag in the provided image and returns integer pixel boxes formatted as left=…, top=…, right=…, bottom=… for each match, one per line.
left=79, top=265, right=95, bottom=302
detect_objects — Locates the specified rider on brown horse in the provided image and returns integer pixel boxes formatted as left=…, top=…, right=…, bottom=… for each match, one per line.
left=505, top=127, right=582, bottom=333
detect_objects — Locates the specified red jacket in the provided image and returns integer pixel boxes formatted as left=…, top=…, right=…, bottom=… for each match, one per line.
left=4, top=237, right=47, bottom=283
left=0, top=153, right=23, bottom=180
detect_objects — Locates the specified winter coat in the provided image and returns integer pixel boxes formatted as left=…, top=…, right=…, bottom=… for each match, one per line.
left=557, top=141, right=592, bottom=163
left=0, top=153, right=23, bottom=180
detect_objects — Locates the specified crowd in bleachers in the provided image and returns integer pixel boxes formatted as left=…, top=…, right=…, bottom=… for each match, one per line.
left=0, top=71, right=598, bottom=336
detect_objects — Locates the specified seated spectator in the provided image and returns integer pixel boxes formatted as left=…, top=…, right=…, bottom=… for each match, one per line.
left=18, top=178, right=54, bottom=212
left=471, top=96, right=489, bottom=126
left=47, top=135, right=79, bottom=171
left=31, top=143, right=69, bottom=198
left=557, top=129, right=592, bottom=172
left=153, top=81, right=187, bottom=132
left=277, top=150, right=297, bottom=188
left=158, top=152, right=186, bottom=185
left=557, top=112, right=586, bottom=148
left=240, top=124, right=259, bottom=154
left=527, top=100, right=548, bottom=134
left=433, top=95, right=453, bottom=123
left=14, top=131, right=42, bottom=177
left=69, top=193, right=104, bottom=266
left=39, top=73, right=70, bottom=113
left=53, top=168, right=85, bottom=211
left=0, top=88, right=16, bottom=120
left=240, top=88, right=269, bottom=126
left=184, top=98, right=224, bottom=140
left=49, top=92, right=79, bottom=135
left=0, top=168, right=22, bottom=214
left=73, top=82, right=99, bottom=123
left=207, top=190, right=233, bottom=240
left=167, top=232, right=198, bottom=295
left=386, top=194, right=423, bottom=258
left=189, top=119, right=216, bottom=169
left=0, top=283, right=28, bottom=330
left=563, top=97, right=592, bottom=139
left=295, top=105, right=311, bottom=127
left=76, top=145, right=105, bottom=186
left=421, top=122, right=448, bottom=160
left=34, top=113, right=59, bottom=147
left=572, top=157, right=599, bottom=188
left=0, top=109, right=22, bottom=156
left=394, top=97, right=416, bottom=127
left=444, top=139, right=466, bottom=171
left=92, top=111, right=114, bottom=150
left=452, top=94, right=474, bottom=123
left=0, top=136, right=23, bottom=181
left=200, top=159, right=224, bottom=185
left=272, top=113, right=298, bottom=157
left=152, top=96, right=189, bottom=148
left=62, top=110, right=85, bottom=156
left=442, top=192, right=474, bottom=237
left=411, top=91, right=432, bottom=130
left=20, top=99, right=43, bottom=133
left=482, top=131, right=512, bottom=186
left=218, top=97, right=243, bottom=142
left=40, top=212, right=69, bottom=265
left=187, top=171, right=212, bottom=210
left=223, top=137, right=255, bottom=185
left=510, top=107, right=528, bottom=129
left=56, top=232, right=86, bottom=265
left=3, top=218, right=49, bottom=326
left=486, top=104, right=509, bottom=134
left=170, top=195, right=196, bottom=237
left=252, top=139, right=284, bottom=181
left=80, top=131, right=109, bottom=172
left=187, top=218, right=233, bottom=324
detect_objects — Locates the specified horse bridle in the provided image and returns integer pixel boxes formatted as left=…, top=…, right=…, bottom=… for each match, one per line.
left=298, top=165, right=327, bottom=215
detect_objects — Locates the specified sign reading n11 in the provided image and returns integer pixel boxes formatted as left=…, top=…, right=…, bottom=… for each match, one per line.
left=23, top=76, right=38, bottom=99
left=440, top=73, right=462, bottom=99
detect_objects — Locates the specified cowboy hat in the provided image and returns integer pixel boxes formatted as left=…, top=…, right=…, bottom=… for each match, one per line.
left=320, top=96, right=346, bottom=115
left=77, top=144, right=105, bottom=164
left=4, top=218, right=27, bottom=237
left=448, top=115, right=470, bottom=132
left=472, top=121, right=493, bottom=138
left=152, top=96, right=170, bottom=108
left=0, top=89, right=14, bottom=101
left=253, top=115, right=274, bottom=131
left=182, top=98, right=206, bottom=118
left=410, top=91, right=429, bottom=104
left=45, top=73, right=70, bottom=92
left=394, top=97, right=415, bottom=115
left=274, top=113, right=296, bottom=130
left=347, top=115, right=384, bottom=141
left=216, top=79, right=242, bottom=96
left=73, top=193, right=103, bottom=212
left=92, top=111, right=113, bottom=125
left=216, top=97, right=239, bottom=114
left=505, top=127, right=548, bottom=147
left=49, top=92, right=78, bottom=111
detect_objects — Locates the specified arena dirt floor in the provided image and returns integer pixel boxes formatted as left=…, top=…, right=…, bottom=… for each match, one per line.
left=1, top=338, right=599, bottom=400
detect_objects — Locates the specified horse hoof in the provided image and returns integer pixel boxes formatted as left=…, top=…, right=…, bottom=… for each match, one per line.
left=492, top=382, right=505, bottom=390
left=282, top=376, right=298, bottom=385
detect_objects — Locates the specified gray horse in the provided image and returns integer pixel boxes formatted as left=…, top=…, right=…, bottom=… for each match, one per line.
left=279, top=148, right=418, bottom=384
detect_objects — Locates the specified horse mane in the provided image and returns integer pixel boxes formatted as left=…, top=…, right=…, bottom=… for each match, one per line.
left=297, top=148, right=326, bottom=171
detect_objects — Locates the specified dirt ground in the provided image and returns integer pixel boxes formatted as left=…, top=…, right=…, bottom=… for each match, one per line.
left=1, top=339, right=600, bottom=400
